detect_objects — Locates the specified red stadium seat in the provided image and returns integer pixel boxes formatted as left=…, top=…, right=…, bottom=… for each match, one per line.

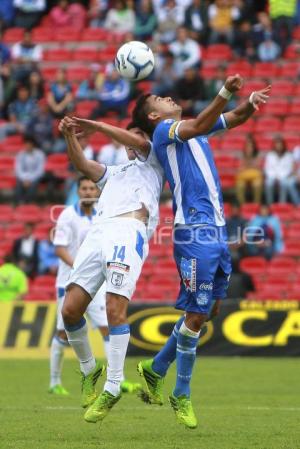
left=67, top=66, right=90, bottom=82
left=263, top=99, right=289, bottom=117
left=13, top=205, right=43, bottom=223
left=286, top=223, right=300, bottom=240
left=219, top=174, right=235, bottom=189
left=0, top=205, right=14, bottom=223
left=0, top=240, right=13, bottom=256
left=34, top=223, right=53, bottom=240
left=229, top=118, right=255, bottom=134
left=3, top=27, right=24, bottom=43
left=239, top=257, right=267, bottom=276
left=33, top=275, right=56, bottom=288
left=241, top=203, right=260, bottom=220
left=31, top=27, right=53, bottom=43
left=45, top=154, right=69, bottom=172
left=284, top=43, right=300, bottom=60
left=289, top=99, right=300, bottom=116
left=267, top=257, right=297, bottom=278
left=81, top=27, right=107, bottom=42
left=44, top=48, right=73, bottom=62
left=0, top=175, right=16, bottom=189
left=205, top=44, right=232, bottom=60
left=292, top=206, right=300, bottom=221
left=283, top=240, right=300, bottom=257
left=40, top=67, right=59, bottom=82
left=220, top=135, right=247, bottom=151
left=5, top=223, right=25, bottom=240
left=270, top=80, right=296, bottom=97
left=214, top=155, right=240, bottom=172
left=279, top=62, right=300, bottom=78
left=252, top=62, right=279, bottom=78
left=73, top=48, right=98, bottom=62
left=25, top=291, right=53, bottom=301
left=0, top=156, right=15, bottom=171
left=54, top=28, right=82, bottom=43
left=254, top=134, right=274, bottom=152
left=270, top=203, right=294, bottom=221
left=226, top=61, right=252, bottom=78
left=75, top=101, right=98, bottom=118
left=254, top=117, right=282, bottom=134
left=223, top=202, right=232, bottom=218
left=256, top=287, right=285, bottom=300
left=98, top=46, right=118, bottom=63
left=283, top=133, right=299, bottom=151
left=283, top=117, right=300, bottom=133
left=238, top=81, right=266, bottom=97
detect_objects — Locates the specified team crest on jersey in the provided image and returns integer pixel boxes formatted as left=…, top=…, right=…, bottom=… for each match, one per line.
left=168, top=121, right=178, bottom=139
left=180, top=257, right=196, bottom=292
left=111, top=271, right=124, bottom=287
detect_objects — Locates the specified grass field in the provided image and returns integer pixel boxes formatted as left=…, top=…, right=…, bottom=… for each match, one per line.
left=0, top=357, right=300, bottom=449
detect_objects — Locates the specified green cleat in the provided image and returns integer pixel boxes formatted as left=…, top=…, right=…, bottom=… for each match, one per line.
left=48, top=384, right=70, bottom=396
left=169, top=394, right=198, bottom=429
left=80, top=361, right=106, bottom=409
left=137, top=359, right=164, bottom=405
left=120, top=380, right=142, bottom=394
left=84, top=390, right=121, bottom=423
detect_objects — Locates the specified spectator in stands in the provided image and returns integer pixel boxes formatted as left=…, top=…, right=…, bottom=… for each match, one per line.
left=50, top=0, right=87, bottom=29
left=226, top=259, right=255, bottom=299
left=236, top=135, right=263, bottom=205
left=134, top=0, right=157, bottom=41
left=76, top=64, right=104, bottom=101
left=26, top=70, right=44, bottom=101
left=11, top=29, right=43, bottom=82
left=169, top=27, right=201, bottom=78
left=0, top=63, right=16, bottom=115
left=13, top=0, right=46, bottom=29
left=174, top=67, right=206, bottom=116
left=15, top=136, right=45, bottom=204
left=0, top=85, right=37, bottom=139
left=252, top=12, right=275, bottom=48
left=269, top=0, right=297, bottom=50
left=246, top=204, right=283, bottom=259
left=0, top=254, right=28, bottom=301
left=38, top=230, right=58, bottom=275
left=184, top=0, right=209, bottom=43
left=47, top=68, right=73, bottom=118
left=257, top=37, right=281, bottom=62
left=264, top=136, right=299, bottom=205
left=233, top=19, right=256, bottom=61
left=0, top=0, right=15, bottom=29
left=208, top=0, right=241, bottom=45
left=27, top=99, right=65, bottom=154
left=226, top=204, right=247, bottom=262
left=155, top=0, right=185, bottom=44
left=153, top=50, right=178, bottom=97
left=0, top=31, right=11, bottom=64
left=205, top=64, right=236, bottom=110
left=104, top=0, right=135, bottom=34
left=13, top=222, right=39, bottom=277
left=88, top=0, right=109, bottom=27
left=91, top=64, right=130, bottom=119
left=97, top=138, right=128, bottom=165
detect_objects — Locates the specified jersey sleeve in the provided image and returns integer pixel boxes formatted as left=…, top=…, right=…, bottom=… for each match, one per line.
left=207, top=114, right=228, bottom=137
left=153, top=119, right=184, bottom=148
left=96, top=165, right=119, bottom=189
left=53, top=208, right=72, bottom=247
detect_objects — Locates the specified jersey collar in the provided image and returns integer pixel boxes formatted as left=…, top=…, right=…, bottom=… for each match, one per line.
left=74, top=202, right=97, bottom=221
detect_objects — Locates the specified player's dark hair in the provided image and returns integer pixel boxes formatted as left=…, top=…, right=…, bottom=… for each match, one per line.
left=77, top=175, right=91, bottom=187
left=132, top=93, right=155, bottom=138
left=126, top=121, right=137, bottom=130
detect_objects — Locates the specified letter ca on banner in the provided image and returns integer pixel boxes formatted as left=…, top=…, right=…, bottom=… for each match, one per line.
left=128, top=306, right=213, bottom=351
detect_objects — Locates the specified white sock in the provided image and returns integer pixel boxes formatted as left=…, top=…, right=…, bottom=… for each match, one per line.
left=104, top=324, right=130, bottom=396
left=50, top=336, right=68, bottom=388
left=65, top=318, right=96, bottom=376
left=103, top=335, right=110, bottom=361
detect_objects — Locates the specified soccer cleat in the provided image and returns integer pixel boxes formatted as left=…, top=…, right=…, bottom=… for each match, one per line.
left=120, top=380, right=142, bottom=394
left=137, top=359, right=164, bottom=405
left=80, top=361, right=106, bottom=409
left=48, top=384, right=70, bottom=396
left=84, top=390, right=121, bottom=423
left=169, top=394, right=197, bottom=429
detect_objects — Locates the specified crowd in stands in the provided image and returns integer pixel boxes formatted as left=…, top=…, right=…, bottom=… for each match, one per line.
left=1, top=0, right=300, bottom=301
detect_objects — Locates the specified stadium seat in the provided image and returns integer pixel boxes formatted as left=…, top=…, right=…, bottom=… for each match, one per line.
left=209, top=136, right=221, bottom=151
left=283, top=240, right=300, bottom=257
left=75, top=101, right=98, bottom=118
left=0, top=156, right=15, bottom=171
left=256, top=287, right=285, bottom=300
left=25, top=291, right=53, bottom=301
left=73, top=48, right=98, bottom=62
left=241, top=203, right=259, bottom=220
left=5, top=223, right=24, bottom=240
left=283, top=133, right=299, bottom=150
left=267, top=256, right=297, bottom=277
left=286, top=223, right=300, bottom=239
left=13, top=205, right=43, bottom=223
left=292, top=206, right=300, bottom=221
left=45, top=154, right=69, bottom=172
left=279, top=62, right=300, bottom=78
left=252, top=62, right=279, bottom=78
left=239, top=257, right=267, bottom=276
left=0, top=205, right=14, bottom=222
left=284, top=43, right=300, bottom=60
left=270, top=203, right=294, bottom=221
left=288, top=99, right=300, bottom=115
left=263, top=99, right=289, bottom=117
left=229, top=118, right=254, bottom=134
left=239, top=81, right=266, bottom=97
left=34, top=223, right=53, bottom=240
left=44, top=49, right=73, bottom=62
left=33, top=275, right=56, bottom=289
left=283, top=117, right=300, bottom=133
left=54, top=28, right=82, bottom=42
left=219, top=174, right=235, bottom=189
left=89, top=134, right=110, bottom=149
left=254, top=134, right=274, bottom=152
left=215, top=155, right=240, bottom=173
left=226, top=61, right=252, bottom=78
left=80, top=27, right=107, bottom=42
left=220, top=135, right=247, bottom=151
left=67, top=66, right=90, bottom=82
left=98, top=46, right=119, bottom=63
left=0, top=175, right=16, bottom=190
left=205, top=44, right=232, bottom=60
left=3, top=27, right=24, bottom=43
left=0, top=240, right=13, bottom=257
left=40, top=67, right=59, bottom=82
left=270, top=80, right=296, bottom=97
left=31, top=27, right=53, bottom=43
left=254, top=117, right=282, bottom=134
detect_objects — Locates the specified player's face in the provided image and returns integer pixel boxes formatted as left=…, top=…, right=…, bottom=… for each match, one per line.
left=126, top=127, right=149, bottom=160
left=78, top=180, right=99, bottom=206
left=147, top=95, right=182, bottom=121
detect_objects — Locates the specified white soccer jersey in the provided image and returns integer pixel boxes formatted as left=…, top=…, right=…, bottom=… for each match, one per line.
left=53, top=203, right=97, bottom=288
left=95, top=146, right=164, bottom=238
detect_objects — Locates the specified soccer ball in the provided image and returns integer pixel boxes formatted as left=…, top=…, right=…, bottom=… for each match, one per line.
left=115, top=41, right=155, bottom=81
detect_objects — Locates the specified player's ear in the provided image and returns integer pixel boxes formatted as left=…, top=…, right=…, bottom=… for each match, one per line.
left=148, top=111, right=160, bottom=121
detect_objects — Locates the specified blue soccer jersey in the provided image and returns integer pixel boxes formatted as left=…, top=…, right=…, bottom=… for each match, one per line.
left=153, top=115, right=227, bottom=227
left=153, top=114, right=231, bottom=314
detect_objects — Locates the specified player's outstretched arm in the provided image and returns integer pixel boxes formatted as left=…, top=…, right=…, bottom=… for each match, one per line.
left=177, top=74, right=243, bottom=141
left=59, top=116, right=105, bottom=182
left=72, top=117, right=151, bottom=156
left=224, top=85, right=271, bottom=129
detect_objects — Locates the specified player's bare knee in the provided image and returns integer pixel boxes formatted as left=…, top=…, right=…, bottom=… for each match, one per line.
left=185, top=313, right=207, bottom=333
left=106, top=293, right=128, bottom=326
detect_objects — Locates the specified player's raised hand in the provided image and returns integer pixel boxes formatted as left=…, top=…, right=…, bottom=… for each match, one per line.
left=250, top=85, right=272, bottom=111
left=72, top=117, right=99, bottom=138
left=59, top=116, right=75, bottom=137
left=225, top=74, right=244, bottom=93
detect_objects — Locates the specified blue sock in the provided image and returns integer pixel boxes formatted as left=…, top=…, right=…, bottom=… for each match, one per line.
left=173, top=322, right=200, bottom=398
left=152, top=315, right=185, bottom=377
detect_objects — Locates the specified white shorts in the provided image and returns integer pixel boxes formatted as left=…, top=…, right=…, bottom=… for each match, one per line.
left=56, top=283, right=108, bottom=331
left=67, top=218, right=149, bottom=301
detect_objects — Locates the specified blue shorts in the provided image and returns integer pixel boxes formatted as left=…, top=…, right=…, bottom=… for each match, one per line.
left=174, top=225, right=232, bottom=315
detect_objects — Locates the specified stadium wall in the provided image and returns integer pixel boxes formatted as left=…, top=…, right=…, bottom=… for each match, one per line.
left=0, top=300, right=300, bottom=358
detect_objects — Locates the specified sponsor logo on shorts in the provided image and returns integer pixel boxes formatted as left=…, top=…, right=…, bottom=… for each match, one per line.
left=107, top=262, right=130, bottom=272
left=196, top=292, right=209, bottom=306
left=111, top=272, right=124, bottom=287
left=199, top=282, right=213, bottom=291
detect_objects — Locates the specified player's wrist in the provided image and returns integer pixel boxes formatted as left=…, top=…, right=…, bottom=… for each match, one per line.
left=249, top=92, right=256, bottom=105
left=218, top=86, right=233, bottom=100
